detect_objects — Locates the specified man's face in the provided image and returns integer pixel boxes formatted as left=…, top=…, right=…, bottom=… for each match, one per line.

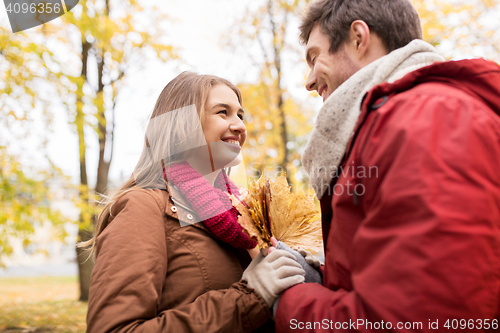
left=305, top=25, right=360, bottom=102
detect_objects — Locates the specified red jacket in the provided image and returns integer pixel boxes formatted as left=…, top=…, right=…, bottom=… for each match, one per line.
left=275, top=59, right=500, bottom=332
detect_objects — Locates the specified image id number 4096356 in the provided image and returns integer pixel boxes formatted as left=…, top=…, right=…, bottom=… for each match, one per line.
left=443, top=319, right=498, bottom=330
left=3, top=0, right=77, bottom=33
left=5, top=2, right=62, bottom=14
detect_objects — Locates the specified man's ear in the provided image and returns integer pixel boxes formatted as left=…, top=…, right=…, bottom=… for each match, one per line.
left=348, top=20, right=371, bottom=61
left=346, top=20, right=388, bottom=66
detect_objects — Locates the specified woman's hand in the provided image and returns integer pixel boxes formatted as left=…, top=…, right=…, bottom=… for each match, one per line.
left=260, top=237, right=278, bottom=256
left=242, top=249, right=305, bottom=307
left=247, top=237, right=278, bottom=258
left=247, top=247, right=260, bottom=259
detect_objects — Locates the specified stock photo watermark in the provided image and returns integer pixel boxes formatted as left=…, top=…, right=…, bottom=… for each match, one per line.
left=4, top=0, right=79, bottom=33
left=249, top=163, right=379, bottom=198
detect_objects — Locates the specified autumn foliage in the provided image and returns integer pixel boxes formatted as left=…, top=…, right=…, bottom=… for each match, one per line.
left=231, top=174, right=323, bottom=253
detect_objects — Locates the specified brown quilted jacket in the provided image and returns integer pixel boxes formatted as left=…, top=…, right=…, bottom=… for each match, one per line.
left=86, top=188, right=273, bottom=333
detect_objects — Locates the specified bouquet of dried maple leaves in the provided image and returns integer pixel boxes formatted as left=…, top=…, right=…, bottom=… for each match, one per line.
left=230, top=175, right=323, bottom=254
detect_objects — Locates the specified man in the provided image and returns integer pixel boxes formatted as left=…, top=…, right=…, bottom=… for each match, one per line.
left=274, top=0, right=500, bottom=331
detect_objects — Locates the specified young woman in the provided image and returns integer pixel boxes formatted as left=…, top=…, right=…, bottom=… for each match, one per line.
left=83, top=72, right=305, bottom=333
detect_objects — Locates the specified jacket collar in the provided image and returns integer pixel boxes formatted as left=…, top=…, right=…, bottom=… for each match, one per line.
left=163, top=181, right=207, bottom=231
left=345, top=58, right=500, bottom=163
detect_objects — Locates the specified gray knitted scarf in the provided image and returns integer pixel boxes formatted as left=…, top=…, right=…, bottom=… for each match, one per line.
left=302, top=40, right=445, bottom=199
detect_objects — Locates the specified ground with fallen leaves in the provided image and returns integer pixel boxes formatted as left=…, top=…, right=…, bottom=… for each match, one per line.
left=0, top=276, right=87, bottom=333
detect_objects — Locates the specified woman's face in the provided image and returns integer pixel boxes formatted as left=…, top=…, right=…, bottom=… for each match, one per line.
left=203, top=84, right=246, bottom=149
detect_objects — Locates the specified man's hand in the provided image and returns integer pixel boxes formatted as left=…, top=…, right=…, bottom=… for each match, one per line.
left=297, top=248, right=322, bottom=269
left=274, top=240, right=322, bottom=284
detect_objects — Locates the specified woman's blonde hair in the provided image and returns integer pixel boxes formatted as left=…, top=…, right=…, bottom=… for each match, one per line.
left=79, top=72, right=242, bottom=253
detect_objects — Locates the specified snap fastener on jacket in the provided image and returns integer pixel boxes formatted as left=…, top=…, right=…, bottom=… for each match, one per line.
left=371, top=96, right=389, bottom=110
left=187, top=214, right=193, bottom=220
left=171, top=206, right=177, bottom=212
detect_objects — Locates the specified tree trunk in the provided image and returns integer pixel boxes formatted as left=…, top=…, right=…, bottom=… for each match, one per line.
left=76, top=229, right=94, bottom=301
left=268, top=0, right=289, bottom=180
left=76, top=38, right=92, bottom=302
left=76, top=43, right=114, bottom=301
left=95, top=49, right=112, bottom=196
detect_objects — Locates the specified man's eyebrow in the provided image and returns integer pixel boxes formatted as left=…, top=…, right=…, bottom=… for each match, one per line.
left=212, top=103, right=244, bottom=113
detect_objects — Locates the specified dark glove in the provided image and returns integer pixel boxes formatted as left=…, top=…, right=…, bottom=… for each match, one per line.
left=275, top=242, right=322, bottom=284
left=298, top=248, right=322, bottom=269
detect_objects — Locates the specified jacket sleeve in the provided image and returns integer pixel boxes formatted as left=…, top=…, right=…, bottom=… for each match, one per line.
left=275, top=88, right=500, bottom=332
left=87, top=190, right=270, bottom=333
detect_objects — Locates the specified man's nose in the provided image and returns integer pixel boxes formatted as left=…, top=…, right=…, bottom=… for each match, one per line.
left=305, top=69, right=317, bottom=91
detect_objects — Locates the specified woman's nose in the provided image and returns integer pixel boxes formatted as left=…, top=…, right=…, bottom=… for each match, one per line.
left=230, top=116, right=246, bottom=133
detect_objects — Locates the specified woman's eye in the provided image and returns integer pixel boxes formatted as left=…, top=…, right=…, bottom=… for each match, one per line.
left=217, top=110, right=227, bottom=115
left=238, top=114, right=244, bottom=120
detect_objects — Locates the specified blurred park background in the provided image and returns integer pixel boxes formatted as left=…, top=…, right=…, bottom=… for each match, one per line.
left=1, top=0, right=499, bottom=331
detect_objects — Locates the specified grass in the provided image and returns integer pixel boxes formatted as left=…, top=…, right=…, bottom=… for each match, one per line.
left=0, top=276, right=87, bottom=333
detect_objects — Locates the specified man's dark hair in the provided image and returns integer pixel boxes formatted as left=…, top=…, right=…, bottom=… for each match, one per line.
left=299, top=0, right=423, bottom=54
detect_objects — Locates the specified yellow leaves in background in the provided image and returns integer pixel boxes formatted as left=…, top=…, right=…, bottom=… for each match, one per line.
left=0, top=27, right=58, bottom=127
left=232, top=174, right=323, bottom=253
left=239, top=80, right=315, bottom=174
left=230, top=0, right=315, bottom=178
left=73, top=185, right=100, bottom=233
left=413, top=0, right=450, bottom=45
left=238, top=81, right=278, bottom=169
left=0, top=147, right=69, bottom=267
left=414, top=0, right=500, bottom=63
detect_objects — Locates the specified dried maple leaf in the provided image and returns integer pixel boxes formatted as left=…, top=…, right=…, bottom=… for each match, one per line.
left=233, top=174, right=323, bottom=253
left=229, top=192, right=268, bottom=248
left=267, top=175, right=323, bottom=253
